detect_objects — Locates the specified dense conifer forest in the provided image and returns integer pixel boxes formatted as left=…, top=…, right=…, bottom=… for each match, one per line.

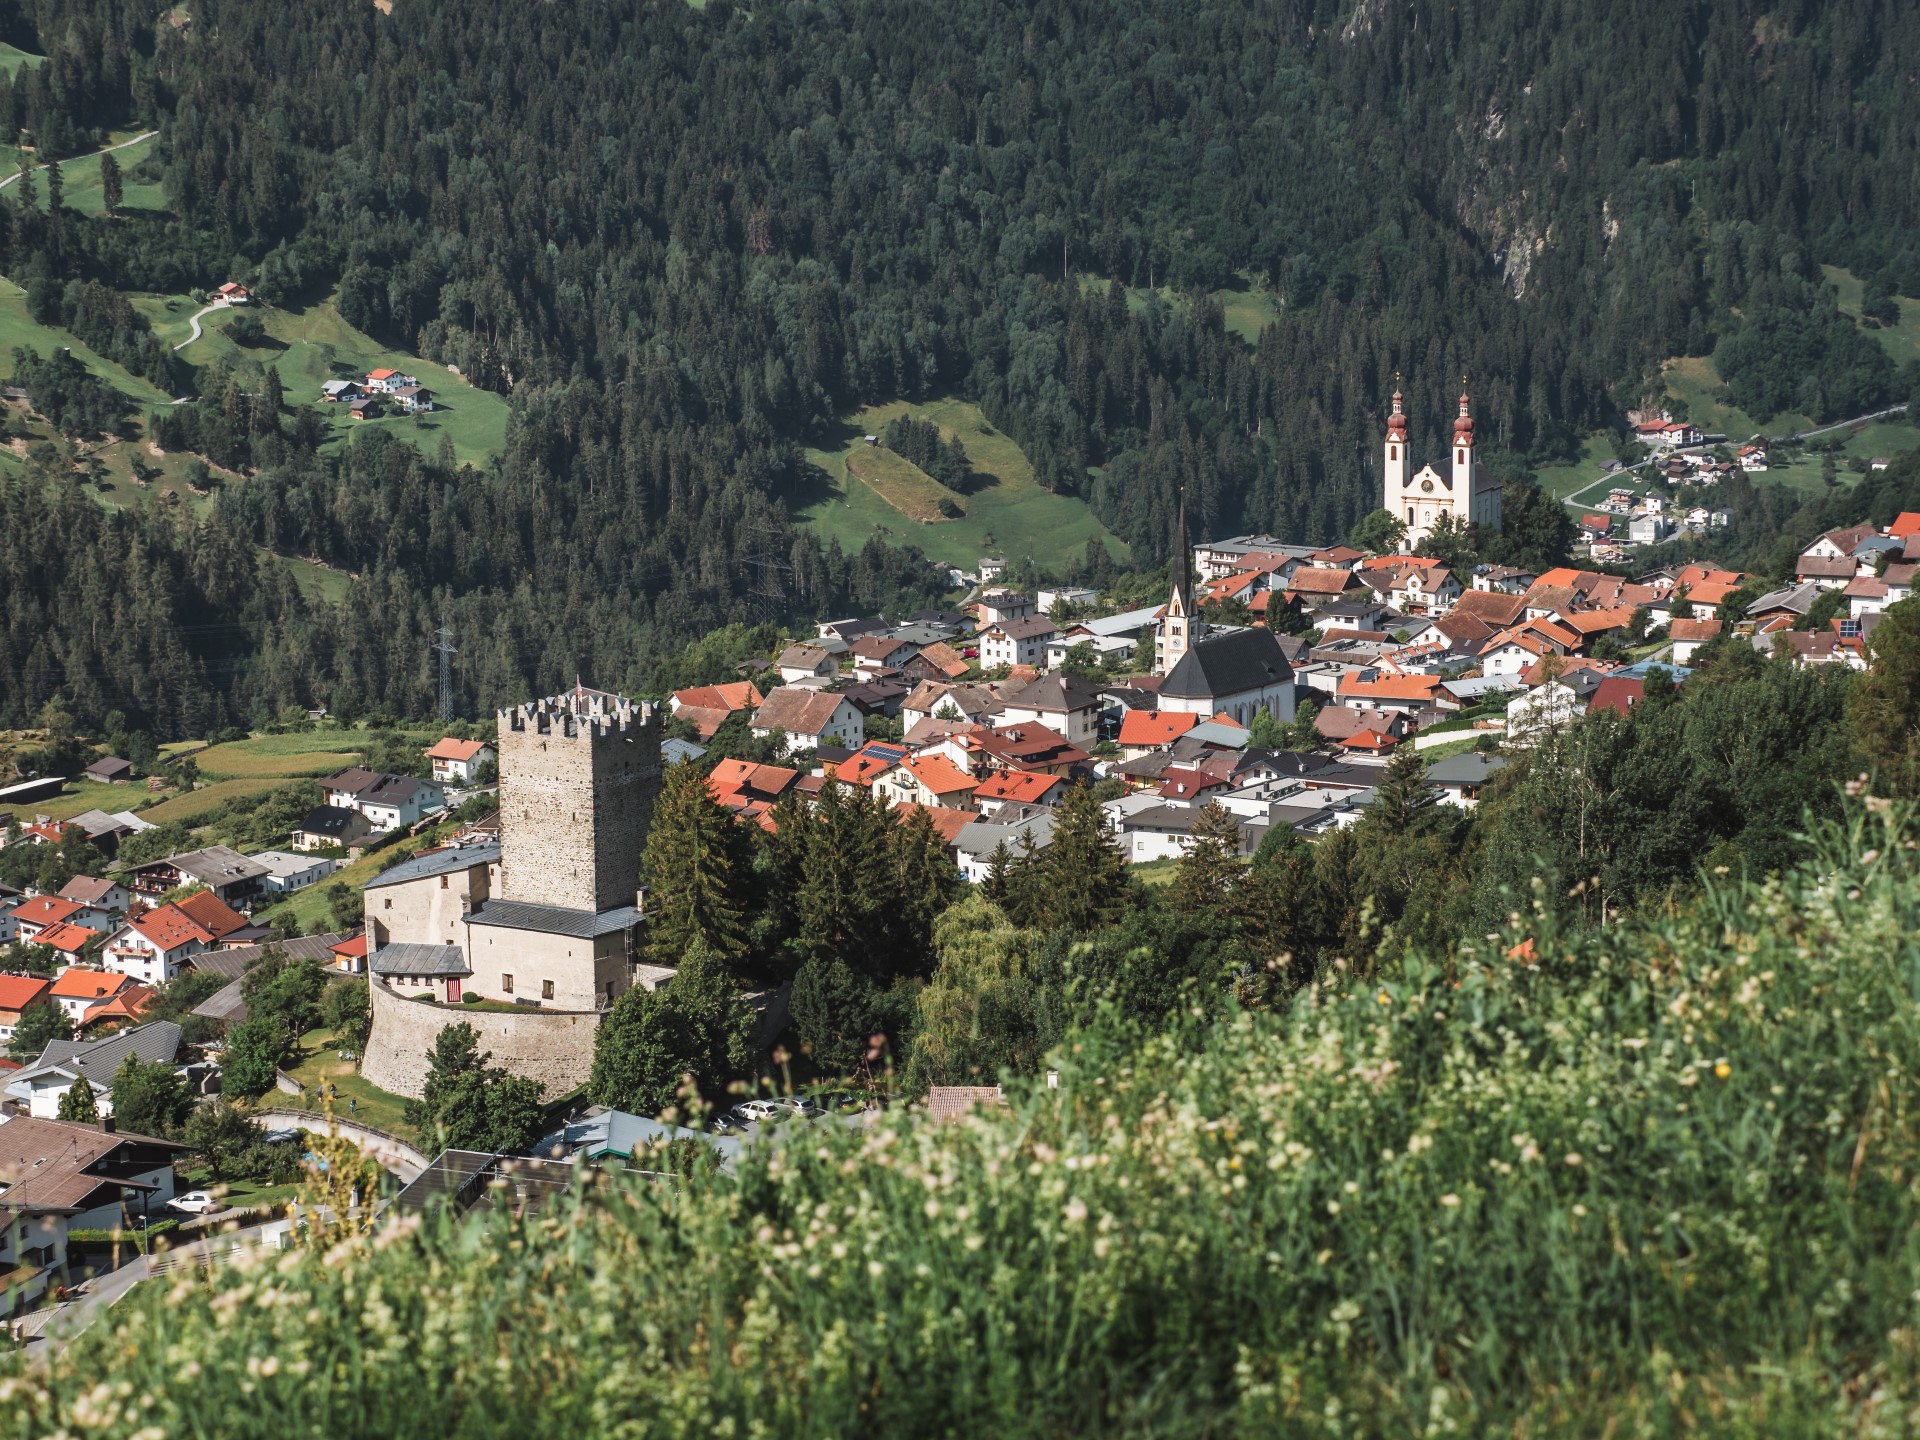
left=0, top=0, right=1917, bottom=729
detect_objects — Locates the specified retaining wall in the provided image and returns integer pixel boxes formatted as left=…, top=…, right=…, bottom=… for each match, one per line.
left=362, top=977, right=602, bottom=1100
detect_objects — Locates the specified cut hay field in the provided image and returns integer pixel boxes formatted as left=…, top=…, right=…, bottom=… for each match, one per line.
left=195, top=736, right=368, bottom=780
left=844, top=445, right=966, bottom=523
left=0, top=281, right=174, bottom=405
left=799, top=396, right=1125, bottom=576
left=140, top=777, right=284, bottom=824
left=60, top=133, right=167, bottom=217
left=0, top=777, right=139, bottom=826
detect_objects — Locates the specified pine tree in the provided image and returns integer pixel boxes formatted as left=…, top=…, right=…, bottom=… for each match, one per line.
left=15, top=151, right=33, bottom=213
left=1369, top=745, right=1438, bottom=837
left=99, top=150, right=121, bottom=217
left=642, top=760, right=750, bottom=966
left=56, top=1074, right=98, bottom=1123
left=1170, top=802, right=1246, bottom=912
left=1035, top=785, right=1129, bottom=933
left=894, top=804, right=961, bottom=972
left=796, top=781, right=898, bottom=973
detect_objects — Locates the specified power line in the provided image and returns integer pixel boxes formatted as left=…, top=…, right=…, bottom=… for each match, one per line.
left=432, top=617, right=457, bottom=724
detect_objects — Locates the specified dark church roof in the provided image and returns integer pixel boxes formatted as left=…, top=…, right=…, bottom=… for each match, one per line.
left=1160, top=627, right=1295, bottom=702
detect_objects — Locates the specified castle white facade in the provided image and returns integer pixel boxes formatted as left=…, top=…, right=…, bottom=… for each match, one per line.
left=1383, top=382, right=1502, bottom=552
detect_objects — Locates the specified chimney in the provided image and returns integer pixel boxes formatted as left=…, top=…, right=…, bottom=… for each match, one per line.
left=97, top=1116, right=116, bottom=1134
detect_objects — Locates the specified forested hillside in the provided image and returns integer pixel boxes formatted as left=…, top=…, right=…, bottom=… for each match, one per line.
left=0, top=0, right=1916, bottom=728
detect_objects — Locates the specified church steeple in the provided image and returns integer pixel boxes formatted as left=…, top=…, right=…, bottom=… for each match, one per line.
left=1157, top=489, right=1197, bottom=675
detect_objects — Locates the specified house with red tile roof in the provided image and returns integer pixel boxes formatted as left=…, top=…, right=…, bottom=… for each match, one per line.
left=1117, top=709, right=1199, bottom=759
left=32, top=921, right=101, bottom=966
left=1334, top=672, right=1452, bottom=714
left=876, top=754, right=981, bottom=812
left=750, top=688, right=864, bottom=756
left=971, top=770, right=1066, bottom=819
left=46, top=968, right=141, bottom=1024
left=329, top=934, right=369, bottom=974
left=0, top=975, right=51, bottom=1044
left=1588, top=676, right=1646, bottom=719
left=1669, top=617, right=1723, bottom=665
left=707, top=759, right=801, bottom=819
left=75, top=982, right=156, bottom=1032
left=102, top=899, right=228, bottom=986
left=423, top=736, right=497, bottom=784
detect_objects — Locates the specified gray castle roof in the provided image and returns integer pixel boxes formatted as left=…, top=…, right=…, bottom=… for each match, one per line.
left=1160, top=627, right=1295, bottom=702
left=371, top=943, right=474, bottom=978
left=364, top=841, right=501, bottom=892
left=464, top=900, right=640, bottom=939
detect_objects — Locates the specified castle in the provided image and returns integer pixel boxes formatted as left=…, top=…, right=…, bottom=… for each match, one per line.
left=1383, top=380, right=1501, bottom=551
left=360, top=685, right=666, bottom=1099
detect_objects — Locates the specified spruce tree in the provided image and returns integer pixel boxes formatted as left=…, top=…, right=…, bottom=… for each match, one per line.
left=1035, top=785, right=1129, bottom=933
left=1369, top=745, right=1438, bottom=837
left=57, top=1074, right=98, bottom=1123
left=643, top=760, right=750, bottom=966
left=796, top=782, right=897, bottom=974
left=1170, top=802, right=1247, bottom=913
left=894, top=804, right=961, bottom=971
left=99, top=150, right=122, bottom=217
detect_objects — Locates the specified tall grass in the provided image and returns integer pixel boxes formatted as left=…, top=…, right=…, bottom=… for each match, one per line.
left=9, top=806, right=1920, bottom=1436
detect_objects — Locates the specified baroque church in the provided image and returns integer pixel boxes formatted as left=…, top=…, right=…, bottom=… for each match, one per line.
left=1383, top=380, right=1502, bottom=551
left=1154, top=502, right=1296, bottom=724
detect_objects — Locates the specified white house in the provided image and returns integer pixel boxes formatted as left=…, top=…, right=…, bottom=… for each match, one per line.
left=1036, top=586, right=1099, bottom=615
left=252, top=850, right=340, bottom=894
left=979, top=616, right=1057, bottom=671
left=973, top=588, right=1036, bottom=628
left=424, top=737, right=496, bottom=784
left=995, top=672, right=1102, bottom=747
left=350, top=774, right=446, bottom=830
left=4, top=1021, right=183, bottom=1122
left=750, top=688, right=864, bottom=756
left=775, top=644, right=839, bottom=684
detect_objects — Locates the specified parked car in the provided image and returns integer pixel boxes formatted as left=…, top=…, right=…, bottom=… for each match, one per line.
left=168, top=1191, right=219, bottom=1215
left=781, top=1096, right=825, bottom=1119
left=730, top=1099, right=785, bottom=1124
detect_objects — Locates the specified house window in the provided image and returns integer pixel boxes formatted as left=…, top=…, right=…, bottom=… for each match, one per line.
left=440, top=875, right=448, bottom=889
left=501, top=974, right=513, bottom=995
left=542, top=979, right=555, bottom=1001
left=383, top=898, right=392, bottom=910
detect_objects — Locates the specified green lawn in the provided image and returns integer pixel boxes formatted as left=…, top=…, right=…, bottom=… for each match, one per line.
left=284, top=1027, right=417, bottom=1140
left=1533, top=433, right=1622, bottom=500
left=1824, top=264, right=1920, bottom=369
left=277, top=553, right=354, bottom=604
left=162, top=293, right=511, bottom=469
left=0, top=281, right=174, bottom=406
left=1131, top=857, right=1178, bottom=886
left=1657, top=354, right=1811, bottom=441
left=1076, top=270, right=1280, bottom=344
left=0, top=776, right=141, bottom=825
left=0, top=43, right=42, bottom=76
left=60, top=134, right=167, bottom=216
left=797, top=396, right=1125, bottom=575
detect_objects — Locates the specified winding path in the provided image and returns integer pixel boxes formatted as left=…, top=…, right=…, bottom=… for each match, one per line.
left=173, top=299, right=222, bottom=351
left=0, top=129, right=157, bottom=191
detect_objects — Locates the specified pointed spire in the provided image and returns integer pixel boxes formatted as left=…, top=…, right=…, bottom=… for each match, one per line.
left=1171, top=487, right=1193, bottom=614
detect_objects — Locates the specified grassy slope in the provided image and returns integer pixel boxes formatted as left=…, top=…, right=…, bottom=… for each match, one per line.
left=1825, top=263, right=1920, bottom=368
left=0, top=42, right=41, bottom=76
left=164, top=295, right=511, bottom=469
left=798, top=397, right=1125, bottom=574
left=844, top=445, right=967, bottom=522
left=18, top=809, right=1920, bottom=1435
left=1076, top=270, right=1281, bottom=344
left=0, top=282, right=173, bottom=404
left=284, top=1025, right=416, bottom=1139
left=59, top=134, right=167, bottom=216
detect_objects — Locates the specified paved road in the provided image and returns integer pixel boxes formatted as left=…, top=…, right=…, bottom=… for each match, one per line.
left=173, top=299, right=223, bottom=351
left=0, top=130, right=157, bottom=191
left=249, top=1107, right=430, bottom=1183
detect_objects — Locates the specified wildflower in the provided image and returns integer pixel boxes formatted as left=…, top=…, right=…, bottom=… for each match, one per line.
left=868, top=1260, right=884, bottom=1277
left=1714, top=1061, right=1731, bottom=1080
left=1440, top=1194, right=1460, bottom=1208
left=1326, top=1200, right=1341, bottom=1216
left=1572, top=1204, right=1588, bottom=1217
left=923, top=1199, right=941, bottom=1219
left=1564, top=1152, right=1583, bottom=1167
left=1377, top=991, right=1391, bottom=1006
left=1064, top=1198, right=1088, bottom=1224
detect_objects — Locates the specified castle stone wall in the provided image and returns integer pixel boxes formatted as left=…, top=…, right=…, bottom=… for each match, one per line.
left=363, top=976, right=603, bottom=1100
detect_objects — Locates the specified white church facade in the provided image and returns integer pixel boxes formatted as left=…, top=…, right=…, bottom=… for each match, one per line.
left=1384, top=381, right=1502, bottom=551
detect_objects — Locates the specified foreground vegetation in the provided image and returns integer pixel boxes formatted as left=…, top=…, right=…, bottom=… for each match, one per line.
left=11, top=804, right=1920, bottom=1434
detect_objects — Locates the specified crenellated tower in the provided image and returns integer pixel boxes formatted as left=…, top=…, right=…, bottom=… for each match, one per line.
left=495, top=685, right=661, bottom=914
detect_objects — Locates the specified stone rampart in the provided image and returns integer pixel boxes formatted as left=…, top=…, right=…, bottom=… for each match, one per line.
left=362, top=977, right=603, bottom=1100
